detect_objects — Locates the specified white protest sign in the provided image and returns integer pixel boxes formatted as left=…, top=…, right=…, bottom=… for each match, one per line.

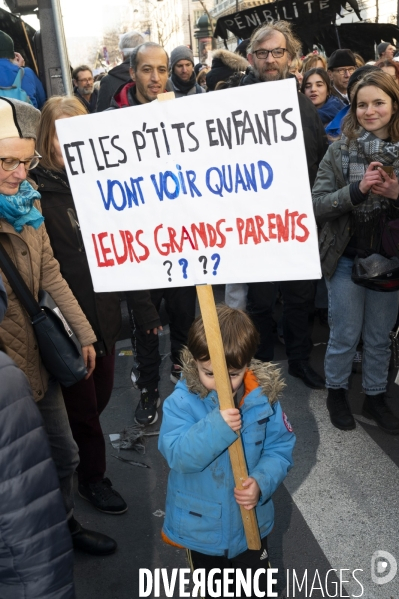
left=56, top=79, right=321, bottom=292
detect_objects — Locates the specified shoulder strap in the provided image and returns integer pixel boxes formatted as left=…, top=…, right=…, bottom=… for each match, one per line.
left=0, top=240, right=42, bottom=319
left=12, top=68, right=24, bottom=88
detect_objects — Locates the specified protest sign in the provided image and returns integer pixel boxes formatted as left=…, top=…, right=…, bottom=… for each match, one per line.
left=56, top=78, right=321, bottom=292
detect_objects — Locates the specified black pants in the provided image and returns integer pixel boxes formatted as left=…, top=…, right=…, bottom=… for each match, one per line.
left=247, top=280, right=315, bottom=365
left=187, top=537, right=272, bottom=599
left=127, top=286, right=196, bottom=390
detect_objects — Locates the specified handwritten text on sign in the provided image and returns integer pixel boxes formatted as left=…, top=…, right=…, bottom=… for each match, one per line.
left=56, top=79, right=321, bottom=292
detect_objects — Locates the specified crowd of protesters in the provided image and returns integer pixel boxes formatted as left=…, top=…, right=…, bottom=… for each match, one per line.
left=1, top=20, right=399, bottom=598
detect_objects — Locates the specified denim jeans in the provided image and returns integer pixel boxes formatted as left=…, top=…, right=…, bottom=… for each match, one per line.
left=37, top=377, right=79, bottom=518
left=325, top=256, right=399, bottom=394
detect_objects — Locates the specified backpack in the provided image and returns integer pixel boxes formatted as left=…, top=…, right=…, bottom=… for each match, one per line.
left=0, top=68, right=32, bottom=104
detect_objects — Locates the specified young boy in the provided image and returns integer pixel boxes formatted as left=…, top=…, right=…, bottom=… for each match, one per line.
left=158, top=305, right=295, bottom=598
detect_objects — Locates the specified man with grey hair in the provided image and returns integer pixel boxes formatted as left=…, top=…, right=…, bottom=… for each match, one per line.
left=240, top=21, right=328, bottom=390
left=96, top=30, right=145, bottom=111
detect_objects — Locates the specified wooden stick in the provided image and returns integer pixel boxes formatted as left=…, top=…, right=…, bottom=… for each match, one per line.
left=196, top=284, right=261, bottom=550
left=21, top=21, right=39, bottom=76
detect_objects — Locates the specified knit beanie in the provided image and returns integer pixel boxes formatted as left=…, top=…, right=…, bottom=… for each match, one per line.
left=328, top=49, right=357, bottom=70
left=0, top=30, right=15, bottom=59
left=170, top=46, right=194, bottom=71
left=0, top=98, right=41, bottom=141
left=377, top=42, right=390, bottom=56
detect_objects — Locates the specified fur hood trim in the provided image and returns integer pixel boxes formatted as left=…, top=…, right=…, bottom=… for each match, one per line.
left=211, top=49, right=249, bottom=72
left=180, top=347, right=285, bottom=404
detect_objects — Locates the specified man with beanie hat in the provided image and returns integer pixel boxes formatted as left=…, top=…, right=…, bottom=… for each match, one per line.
left=377, top=41, right=396, bottom=60
left=327, top=49, right=357, bottom=105
left=166, top=45, right=204, bottom=97
left=0, top=30, right=46, bottom=109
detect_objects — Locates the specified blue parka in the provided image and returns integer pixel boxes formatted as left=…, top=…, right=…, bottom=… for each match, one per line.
left=159, top=350, right=295, bottom=558
left=0, top=59, right=46, bottom=109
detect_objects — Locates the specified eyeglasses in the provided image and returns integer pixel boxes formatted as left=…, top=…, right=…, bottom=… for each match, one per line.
left=252, top=48, right=288, bottom=60
left=0, top=151, right=41, bottom=172
left=333, top=67, right=356, bottom=76
left=77, top=77, right=94, bottom=84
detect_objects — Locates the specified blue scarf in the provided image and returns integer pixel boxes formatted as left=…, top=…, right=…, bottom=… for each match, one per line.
left=0, top=180, right=44, bottom=232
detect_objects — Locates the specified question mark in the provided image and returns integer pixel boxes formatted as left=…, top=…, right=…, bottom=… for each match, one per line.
left=211, top=253, right=221, bottom=276
left=199, top=255, right=208, bottom=274
left=178, top=258, right=188, bottom=279
left=163, top=260, right=172, bottom=281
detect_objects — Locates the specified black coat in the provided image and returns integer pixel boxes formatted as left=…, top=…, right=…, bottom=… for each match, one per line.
left=0, top=351, right=74, bottom=599
left=96, top=58, right=131, bottom=112
left=240, top=70, right=328, bottom=188
left=32, top=167, right=122, bottom=356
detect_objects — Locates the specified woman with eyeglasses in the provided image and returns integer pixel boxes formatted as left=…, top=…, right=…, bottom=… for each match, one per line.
left=301, top=68, right=344, bottom=127
left=0, top=96, right=118, bottom=559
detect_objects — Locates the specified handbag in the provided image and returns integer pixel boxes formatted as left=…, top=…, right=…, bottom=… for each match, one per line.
left=0, top=242, right=87, bottom=386
left=382, top=218, right=399, bottom=258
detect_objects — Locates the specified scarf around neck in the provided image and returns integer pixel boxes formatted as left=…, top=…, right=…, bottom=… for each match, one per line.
left=0, top=180, right=43, bottom=233
left=341, top=129, right=399, bottom=236
left=171, top=70, right=197, bottom=93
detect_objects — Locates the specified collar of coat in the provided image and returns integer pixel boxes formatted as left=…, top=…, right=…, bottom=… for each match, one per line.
left=180, top=346, right=285, bottom=404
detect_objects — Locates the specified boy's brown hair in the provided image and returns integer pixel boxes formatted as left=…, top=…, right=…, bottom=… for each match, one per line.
left=187, top=304, right=259, bottom=369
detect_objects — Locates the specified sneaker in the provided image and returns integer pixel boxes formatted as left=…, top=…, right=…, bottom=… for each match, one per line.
left=170, top=365, right=182, bottom=384
left=78, top=478, right=128, bottom=515
left=326, top=388, right=355, bottom=431
left=135, top=387, right=160, bottom=425
left=363, top=393, right=399, bottom=435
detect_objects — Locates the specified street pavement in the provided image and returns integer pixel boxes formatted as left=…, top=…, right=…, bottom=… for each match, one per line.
left=73, top=286, right=399, bottom=599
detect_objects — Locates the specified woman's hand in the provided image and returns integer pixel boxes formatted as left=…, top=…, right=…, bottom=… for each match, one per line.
left=234, top=477, right=261, bottom=510
left=82, top=344, right=96, bottom=378
left=359, top=162, right=387, bottom=194
left=220, top=407, right=241, bottom=431
left=370, top=168, right=399, bottom=200
left=146, top=325, right=163, bottom=335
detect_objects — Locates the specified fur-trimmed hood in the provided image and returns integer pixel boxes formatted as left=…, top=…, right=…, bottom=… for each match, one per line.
left=206, top=50, right=249, bottom=91
left=211, top=49, right=249, bottom=72
left=180, top=347, right=285, bottom=404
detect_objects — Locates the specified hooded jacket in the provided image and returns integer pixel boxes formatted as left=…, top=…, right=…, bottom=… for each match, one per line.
left=206, top=49, right=249, bottom=91
left=109, top=80, right=142, bottom=109
left=240, top=70, right=328, bottom=188
left=317, top=94, right=345, bottom=127
left=0, top=351, right=74, bottom=599
left=0, top=58, right=46, bottom=109
left=159, top=350, right=295, bottom=558
left=96, top=58, right=131, bottom=112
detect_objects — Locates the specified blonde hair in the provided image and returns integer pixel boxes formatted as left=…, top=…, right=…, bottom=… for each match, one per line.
left=36, top=96, right=88, bottom=171
left=342, top=70, right=399, bottom=141
left=302, top=53, right=327, bottom=73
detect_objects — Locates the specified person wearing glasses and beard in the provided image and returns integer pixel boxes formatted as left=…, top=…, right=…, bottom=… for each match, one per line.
left=72, top=65, right=98, bottom=113
left=238, top=20, right=328, bottom=391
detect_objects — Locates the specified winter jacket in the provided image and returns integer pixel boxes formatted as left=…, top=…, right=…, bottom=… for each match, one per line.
left=166, top=76, right=205, bottom=98
left=0, top=58, right=46, bottom=109
left=0, top=273, right=6, bottom=323
left=325, top=104, right=350, bottom=139
left=206, top=49, right=249, bottom=91
left=159, top=350, right=295, bottom=558
left=0, top=351, right=74, bottom=599
left=0, top=201, right=96, bottom=400
left=317, top=95, right=345, bottom=127
left=96, top=58, right=131, bottom=112
left=109, top=80, right=143, bottom=109
left=312, top=141, right=399, bottom=278
left=31, top=167, right=121, bottom=356
left=74, top=87, right=98, bottom=114
left=240, top=70, right=328, bottom=188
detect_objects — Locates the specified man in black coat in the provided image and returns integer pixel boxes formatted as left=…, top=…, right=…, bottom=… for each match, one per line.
left=240, top=20, right=328, bottom=389
left=96, top=30, right=144, bottom=112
